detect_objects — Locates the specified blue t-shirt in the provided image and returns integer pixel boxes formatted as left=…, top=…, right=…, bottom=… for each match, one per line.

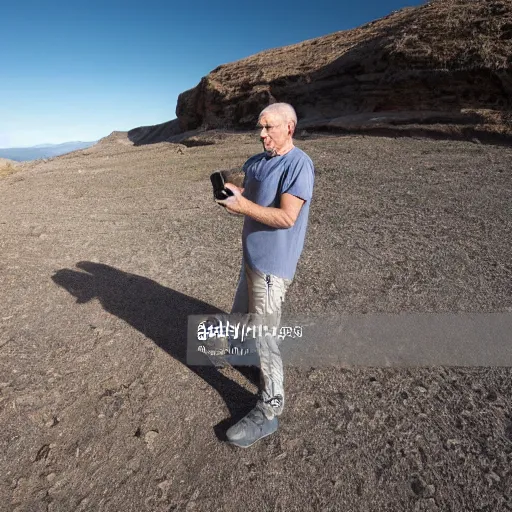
left=241, top=146, right=315, bottom=280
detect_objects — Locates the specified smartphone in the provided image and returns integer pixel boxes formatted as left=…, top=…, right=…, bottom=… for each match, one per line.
left=210, top=171, right=234, bottom=201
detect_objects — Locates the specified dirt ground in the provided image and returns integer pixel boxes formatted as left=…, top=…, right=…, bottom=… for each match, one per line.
left=0, top=131, right=511, bottom=512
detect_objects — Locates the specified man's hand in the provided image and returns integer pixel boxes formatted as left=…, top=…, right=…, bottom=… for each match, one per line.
left=215, top=183, right=246, bottom=215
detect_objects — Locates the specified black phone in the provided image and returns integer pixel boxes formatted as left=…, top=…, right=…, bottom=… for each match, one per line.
left=210, top=171, right=234, bottom=201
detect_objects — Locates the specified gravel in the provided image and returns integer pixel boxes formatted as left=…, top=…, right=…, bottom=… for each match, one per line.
left=0, top=131, right=511, bottom=511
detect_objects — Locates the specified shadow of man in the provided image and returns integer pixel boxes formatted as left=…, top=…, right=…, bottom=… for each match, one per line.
left=51, top=261, right=258, bottom=440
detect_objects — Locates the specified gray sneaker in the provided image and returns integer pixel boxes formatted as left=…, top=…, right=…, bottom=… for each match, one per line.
left=226, top=403, right=278, bottom=448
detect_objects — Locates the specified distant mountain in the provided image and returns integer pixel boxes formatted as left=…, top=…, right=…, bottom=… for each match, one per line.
left=0, top=141, right=98, bottom=162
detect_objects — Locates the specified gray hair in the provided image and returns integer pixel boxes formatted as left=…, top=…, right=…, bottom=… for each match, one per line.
left=259, top=103, right=297, bottom=133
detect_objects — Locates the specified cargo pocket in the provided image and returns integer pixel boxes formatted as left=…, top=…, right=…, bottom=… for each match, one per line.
left=265, top=274, right=288, bottom=327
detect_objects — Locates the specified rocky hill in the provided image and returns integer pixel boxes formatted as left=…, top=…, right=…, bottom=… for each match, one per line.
left=128, top=0, right=512, bottom=145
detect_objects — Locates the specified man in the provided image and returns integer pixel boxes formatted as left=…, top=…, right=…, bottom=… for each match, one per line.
left=216, top=102, right=314, bottom=448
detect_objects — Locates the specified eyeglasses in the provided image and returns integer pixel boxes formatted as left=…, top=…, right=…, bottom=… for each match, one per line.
left=257, top=123, right=282, bottom=132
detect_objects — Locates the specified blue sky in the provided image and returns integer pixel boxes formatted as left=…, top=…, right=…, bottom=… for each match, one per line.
left=1, top=0, right=423, bottom=148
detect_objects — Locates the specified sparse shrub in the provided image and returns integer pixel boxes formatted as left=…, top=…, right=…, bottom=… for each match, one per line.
left=0, top=162, right=19, bottom=178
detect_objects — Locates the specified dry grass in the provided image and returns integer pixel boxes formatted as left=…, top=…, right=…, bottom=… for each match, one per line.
left=392, top=0, right=512, bottom=70
left=0, top=162, right=20, bottom=179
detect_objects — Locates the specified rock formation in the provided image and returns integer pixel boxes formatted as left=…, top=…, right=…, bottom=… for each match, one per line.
left=130, top=0, right=512, bottom=143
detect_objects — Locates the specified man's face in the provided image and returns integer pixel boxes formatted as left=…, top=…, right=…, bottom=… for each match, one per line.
left=258, top=114, right=292, bottom=157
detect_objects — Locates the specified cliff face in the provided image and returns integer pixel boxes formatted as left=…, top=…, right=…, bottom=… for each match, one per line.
left=172, top=0, right=511, bottom=137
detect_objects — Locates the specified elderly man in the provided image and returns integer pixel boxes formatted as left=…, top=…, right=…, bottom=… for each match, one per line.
left=216, top=102, right=315, bottom=448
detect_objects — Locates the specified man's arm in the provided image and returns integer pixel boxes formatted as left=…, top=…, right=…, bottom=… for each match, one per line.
left=218, top=184, right=305, bottom=229
left=240, top=192, right=305, bottom=228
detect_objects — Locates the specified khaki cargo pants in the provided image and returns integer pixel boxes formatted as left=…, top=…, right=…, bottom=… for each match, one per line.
left=230, top=259, right=292, bottom=419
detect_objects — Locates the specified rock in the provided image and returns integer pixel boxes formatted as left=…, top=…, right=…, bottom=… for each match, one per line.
left=144, top=430, right=159, bottom=451
left=34, top=444, right=51, bottom=462
left=126, top=119, right=181, bottom=145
